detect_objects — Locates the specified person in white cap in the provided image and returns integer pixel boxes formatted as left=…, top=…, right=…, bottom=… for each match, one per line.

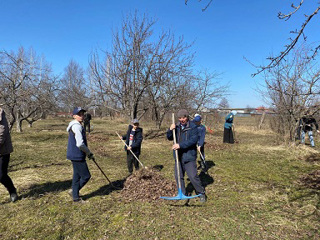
left=223, top=110, right=237, bottom=144
left=67, top=107, right=95, bottom=202
left=122, top=119, right=143, bottom=175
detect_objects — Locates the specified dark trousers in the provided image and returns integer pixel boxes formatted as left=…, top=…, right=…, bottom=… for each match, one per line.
left=0, top=154, right=16, bottom=194
left=71, top=160, right=91, bottom=200
left=174, top=160, right=204, bottom=195
left=127, top=152, right=139, bottom=174
left=84, top=122, right=91, bottom=133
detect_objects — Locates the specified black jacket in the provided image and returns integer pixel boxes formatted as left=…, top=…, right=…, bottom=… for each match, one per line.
left=300, top=116, right=319, bottom=132
left=122, top=125, right=143, bottom=155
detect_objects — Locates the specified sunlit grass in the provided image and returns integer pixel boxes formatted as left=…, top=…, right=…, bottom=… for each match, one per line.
left=0, top=117, right=319, bottom=239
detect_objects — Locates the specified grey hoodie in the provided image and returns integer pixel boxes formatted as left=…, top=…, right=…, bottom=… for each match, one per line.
left=67, top=120, right=91, bottom=157
left=0, top=108, right=13, bottom=155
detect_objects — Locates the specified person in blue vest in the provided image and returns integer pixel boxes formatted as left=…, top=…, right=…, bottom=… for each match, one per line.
left=193, top=114, right=207, bottom=172
left=223, top=110, right=237, bottom=144
left=122, top=119, right=143, bottom=175
left=167, top=109, right=207, bottom=202
left=67, top=107, right=95, bottom=202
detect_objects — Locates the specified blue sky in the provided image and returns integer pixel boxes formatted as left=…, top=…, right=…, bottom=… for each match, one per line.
left=1, top=0, right=319, bottom=108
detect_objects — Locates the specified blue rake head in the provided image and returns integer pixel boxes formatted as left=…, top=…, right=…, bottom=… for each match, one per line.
left=160, top=188, right=201, bottom=200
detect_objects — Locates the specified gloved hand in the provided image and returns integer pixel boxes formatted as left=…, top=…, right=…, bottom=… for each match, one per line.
left=88, top=152, right=95, bottom=161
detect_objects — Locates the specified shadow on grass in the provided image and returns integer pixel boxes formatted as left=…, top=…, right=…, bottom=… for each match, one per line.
left=9, top=162, right=69, bottom=172
left=185, top=160, right=215, bottom=197
left=20, top=177, right=126, bottom=201
left=20, top=179, right=72, bottom=199
left=152, top=164, right=164, bottom=171
left=167, top=202, right=205, bottom=207
left=82, top=178, right=126, bottom=200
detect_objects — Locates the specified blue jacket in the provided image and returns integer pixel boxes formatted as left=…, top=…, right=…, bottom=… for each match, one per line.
left=224, top=113, right=235, bottom=129
left=167, top=120, right=198, bottom=163
left=122, top=125, right=143, bottom=155
left=196, top=124, right=206, bottom=147
left=67, top=122, right=87, bottom=161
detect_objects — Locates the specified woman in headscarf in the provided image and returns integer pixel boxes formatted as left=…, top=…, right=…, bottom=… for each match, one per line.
left=223, top=110, right=237, bottom=144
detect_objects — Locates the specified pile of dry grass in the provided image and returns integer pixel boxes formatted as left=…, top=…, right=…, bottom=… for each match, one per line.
left=299, top=170, right=320, bottom=190
left=120, top=168, right=176, bottom=202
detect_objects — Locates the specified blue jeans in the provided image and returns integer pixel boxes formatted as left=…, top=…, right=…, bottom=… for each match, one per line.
left=301, top=131, right=314, bottom=147
left=71, top=160, right=91, bottom=200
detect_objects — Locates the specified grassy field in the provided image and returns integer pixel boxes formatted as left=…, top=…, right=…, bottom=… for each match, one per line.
left=0, top=116, right=319, bottom=240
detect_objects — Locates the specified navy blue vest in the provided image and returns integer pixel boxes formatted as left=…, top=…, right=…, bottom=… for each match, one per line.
left=67, top=124, right=87, bottom=161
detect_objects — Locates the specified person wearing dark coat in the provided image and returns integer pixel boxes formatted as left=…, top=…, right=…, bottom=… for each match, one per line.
left=223, top=110, right=237, bottom=144
left=122, top=119, right=143, bottom=175
left=193, top=114, right=207, bottom=172
left=167, top=109, right=207, bottom=202
left=0, top=107, right=18, bottom=202
left=300, top=114, right=320, bottom=147
left=83, top=113, right=92, bottom=134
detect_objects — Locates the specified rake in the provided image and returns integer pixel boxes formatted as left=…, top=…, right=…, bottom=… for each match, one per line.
left=197, top=146, right=207, bottom=172
left=91, top=158, right=121, bottom=190
left=160, top=113, right=201, bottom=200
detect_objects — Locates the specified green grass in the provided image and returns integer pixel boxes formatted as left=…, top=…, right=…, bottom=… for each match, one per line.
left=0, top=117, right=319, bottom=239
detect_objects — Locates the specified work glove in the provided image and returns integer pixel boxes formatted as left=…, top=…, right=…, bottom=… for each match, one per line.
left=88, top=152, right=95, bottom=161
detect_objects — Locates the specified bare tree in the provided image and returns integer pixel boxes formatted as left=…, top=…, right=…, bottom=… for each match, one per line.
left=90, top=12, right=159, bottom=119
left=260, top=46, right=320, bottom=141
left=192, top=69, right=228, bottom=111
left=90, top=12, right=197, bottom=122
left=58, top=59, right=91, bottom=112
left=252, top=1, right=320, bottom=76
left=218, top=97, right=230, bottom=109
left=0, top=47, right=58, bottom=132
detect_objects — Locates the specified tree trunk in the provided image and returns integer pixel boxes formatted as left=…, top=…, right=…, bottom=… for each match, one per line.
left=16, top=119, right=23, bottom=132
left=258, top=112, right=266, bottom=130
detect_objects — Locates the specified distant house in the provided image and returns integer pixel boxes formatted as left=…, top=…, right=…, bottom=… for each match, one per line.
left=198, top=106, right=210, bottom=113
left=55, top=112, right=72, bottom=118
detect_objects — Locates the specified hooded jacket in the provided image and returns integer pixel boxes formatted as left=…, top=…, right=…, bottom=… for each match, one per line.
left=224, top=112, right=235, bottom=129
left=167, top=120, right=198, bottom=163
left=0, top=108, right=13, bottom=156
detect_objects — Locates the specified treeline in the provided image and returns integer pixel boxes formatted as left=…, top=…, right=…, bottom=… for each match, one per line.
left=0, top=12, right=228, bottom=132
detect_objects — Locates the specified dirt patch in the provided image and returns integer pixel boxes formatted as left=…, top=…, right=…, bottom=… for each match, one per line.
left=120, top=168, right=176, bottom=202
left=88, top=134, right=109, bottom=142
left=206, top=142, right=233, bottom=151
left=301, top=153, right=320, bottom=163
left=93, top=146, right=111, bottom=157
left=144, top=129, right=167, bottom=140
left=299, top=170, right=320, bottom=190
